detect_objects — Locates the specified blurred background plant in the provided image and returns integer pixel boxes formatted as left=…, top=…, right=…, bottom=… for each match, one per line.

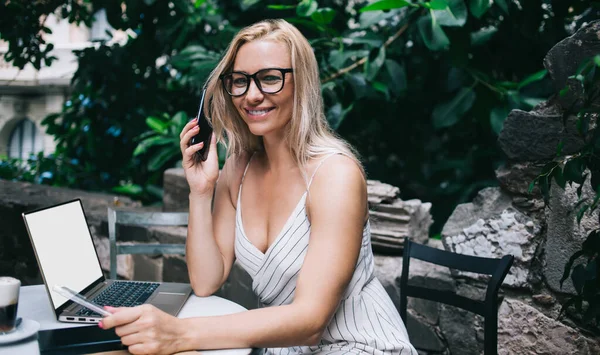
left=0, top=0, right=598, bottom=234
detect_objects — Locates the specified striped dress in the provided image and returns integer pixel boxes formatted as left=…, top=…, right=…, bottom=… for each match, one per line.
left=234, top=155, right=417, bottom=355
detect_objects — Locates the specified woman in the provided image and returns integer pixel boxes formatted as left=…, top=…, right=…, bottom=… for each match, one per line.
left=102, top=19, right=417, bottom=355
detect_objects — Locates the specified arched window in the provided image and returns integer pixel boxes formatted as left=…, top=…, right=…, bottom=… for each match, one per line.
left=7, top=119, right=43, bottom=160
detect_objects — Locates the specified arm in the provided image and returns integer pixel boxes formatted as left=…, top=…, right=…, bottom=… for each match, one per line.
left=102, top=156, right=367, bottom=353
left=179, top=120, right=238, bottom=296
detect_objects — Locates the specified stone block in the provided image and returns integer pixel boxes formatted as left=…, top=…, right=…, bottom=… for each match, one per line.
left=498, top=110, right=585, bottom=162
left=406, top=312, right=445, bottom=352
left=133, top=254, right=163, bottom=282
left=442, top=187, right=542, bottom=288
left=543, top=20, right=600, bottom=95
left=545, top=181, right=599, bottom=294
left=498, top=298, right=599, bottom=354
left=495, top=162, right=542, bottom=197
left=163, top=168, right=190, bottom=212
left=439, top=304, right=483, bottom=355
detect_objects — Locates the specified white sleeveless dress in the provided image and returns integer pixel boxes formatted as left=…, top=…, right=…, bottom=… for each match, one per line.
left=234, top=155, right=417, bottom=355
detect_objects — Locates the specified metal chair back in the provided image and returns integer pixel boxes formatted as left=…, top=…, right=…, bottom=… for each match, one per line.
left=107, top=208, right=189, bottom=280
left=399, top=239, right=514, bottom=355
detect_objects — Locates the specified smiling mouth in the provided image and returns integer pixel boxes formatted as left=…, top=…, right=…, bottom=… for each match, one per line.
left=246, top=108, right=275, bottom=116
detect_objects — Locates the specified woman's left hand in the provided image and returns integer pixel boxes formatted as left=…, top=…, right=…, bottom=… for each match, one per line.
left=100, top=304, right=183, bottom=355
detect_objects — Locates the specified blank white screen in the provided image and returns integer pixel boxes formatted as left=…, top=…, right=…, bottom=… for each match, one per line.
left=24, top=200, right=103, bottom=309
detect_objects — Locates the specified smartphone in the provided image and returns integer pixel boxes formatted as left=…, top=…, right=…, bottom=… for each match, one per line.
left=53, top=285, right=111, bottom=317
left=190, top=88, right=213, bottom=162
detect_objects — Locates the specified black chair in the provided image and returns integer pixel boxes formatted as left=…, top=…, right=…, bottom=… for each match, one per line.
left=399, top=239, right=514, bottom=355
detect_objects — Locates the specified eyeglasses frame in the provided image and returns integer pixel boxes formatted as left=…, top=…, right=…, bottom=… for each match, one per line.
left=219, top=67, right=294, bottom=97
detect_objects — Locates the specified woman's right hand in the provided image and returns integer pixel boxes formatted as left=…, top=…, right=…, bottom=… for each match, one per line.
left=179, top=119, right=220, bottom=197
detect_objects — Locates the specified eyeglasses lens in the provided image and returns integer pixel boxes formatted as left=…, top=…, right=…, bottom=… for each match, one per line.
left=224, top=69, right=285, bottom=96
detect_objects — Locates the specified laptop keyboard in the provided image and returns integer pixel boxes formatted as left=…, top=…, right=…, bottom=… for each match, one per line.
left=76, top=281, right=160, bottom=317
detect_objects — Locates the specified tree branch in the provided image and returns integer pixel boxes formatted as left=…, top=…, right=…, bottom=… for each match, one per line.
left=321, top=22, right=411, bottom=84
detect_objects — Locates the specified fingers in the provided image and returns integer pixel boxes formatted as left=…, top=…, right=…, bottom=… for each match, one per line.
left=179, top=118, right=198, bottom=140
left=100, top=306, right=143, bottom=330
left=180, top=123, right=199, bottom=152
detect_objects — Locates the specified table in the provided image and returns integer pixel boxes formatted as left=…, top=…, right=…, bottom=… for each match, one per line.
left=0, top=285, right=252, bottom=355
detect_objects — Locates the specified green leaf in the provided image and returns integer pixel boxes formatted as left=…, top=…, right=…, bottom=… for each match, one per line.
left=494, top=0, right=509, bottom=14
left=365, top=47, right=386, bottom=80
left=359, top=0, right=412, bottom=12
left=560, top=250, right=585, bottom=288
left=146, top=116, right=168, bottom=134
left=528, top=180, right=536, bottom=194
left=296, top=0, right=318, bottom=17
left=418, top=13, right=450, bottom=51
left=133, top=136, right=174, bottom=156
left=553, top=167, right=567, bottom=189
left=148, top=146, right=179, bottom=171
left=432, top=0, right=468, bottom=27
left=112, top=184, right=143, bottom=195
left=240, top=0, right=261, bottom=11
left=469, top=0, right=490, bottom=18
left=470, top=26, right=498, bottom=46
left=385, top=59, right=407, bottom=95
left=572, top=264, right=586, bottom=294
left=268, top=4, right=297, bottom=10
left=372, top=81, right=390, bottom=98
left=326, top=102, right=354, bottom=130
left=428, top=0, right=449, bottom=10
left=194, top=0, right=206, bottom=8
left=490, top=105, right=509, bottom=134
left=518, top=69, right=547, bottom=89
left=432, top=87, right=476, bottom=129
left=311, top=8, right=336, bottom=25
left=556, top=140, right=564, bottom=156
left=520, top=97, right=545, bottom=108
left=577, top=204, right=590, bottom=224
left=345, top=73, right=368, bottom=99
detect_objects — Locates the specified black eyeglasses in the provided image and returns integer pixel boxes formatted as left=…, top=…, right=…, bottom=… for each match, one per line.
left=220, top=68, right=293, bottom=97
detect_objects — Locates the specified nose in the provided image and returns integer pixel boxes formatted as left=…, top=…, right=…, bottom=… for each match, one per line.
left=246, top=78, right=264, bottom=102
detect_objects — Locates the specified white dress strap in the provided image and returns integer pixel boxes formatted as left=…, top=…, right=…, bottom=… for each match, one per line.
left=307, top=153, right=340, bottom=190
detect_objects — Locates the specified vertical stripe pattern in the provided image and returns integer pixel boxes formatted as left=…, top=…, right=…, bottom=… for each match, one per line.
left=234, top=156, right=417, bottom=355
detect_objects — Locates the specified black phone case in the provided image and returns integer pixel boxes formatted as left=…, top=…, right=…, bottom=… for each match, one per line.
left=190, top=88, right=213, bottom=162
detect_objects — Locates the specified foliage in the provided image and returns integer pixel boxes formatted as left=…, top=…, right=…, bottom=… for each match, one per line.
left=0, top=1, right=597, bottom=228
left=531, top=55, right=600, bottom=328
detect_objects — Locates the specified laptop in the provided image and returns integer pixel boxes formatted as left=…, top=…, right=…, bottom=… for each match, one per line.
left=22, top=199, right=192, bottom=324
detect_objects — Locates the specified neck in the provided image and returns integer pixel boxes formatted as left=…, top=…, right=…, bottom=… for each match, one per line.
left=261, top=134, right=296, bottom=174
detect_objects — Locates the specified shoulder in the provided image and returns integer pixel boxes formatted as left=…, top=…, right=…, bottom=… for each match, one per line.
left=306, top=153, right=368, bottom=221
left=307, top=154, right=366, bottom=203
left=308, top=154, right=365, bottom=189
left=219, top=152, right=254, bottom=203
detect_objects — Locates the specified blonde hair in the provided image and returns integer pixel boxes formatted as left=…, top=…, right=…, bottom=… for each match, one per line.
left=204, top=19, right=363, bottom=176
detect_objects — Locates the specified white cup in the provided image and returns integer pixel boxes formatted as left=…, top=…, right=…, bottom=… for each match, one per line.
left=0, top=277, right=20, bottom=333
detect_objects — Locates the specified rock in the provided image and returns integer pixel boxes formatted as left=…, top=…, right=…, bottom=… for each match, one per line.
left=543, top=20, right=600, bottom=94
left=406, top=313, right=446, bottom=352
left=544, top=181, right=599, bottom=294
left=498, top=299, right=599, bottom=354
left=532, top=294, right=556, bottom=306
left=495, top=162, right=542, bottom=197
left=442, top=188, right=542, bottom=288
left=498, top=110, right=585, bottom=161
left=439, top=304, right=482, bottom=355
left=370, top=199, right=433, bottom=252
left=163, top=168, right=189, bottom=212
left=367, top=179, right=400, bottom=204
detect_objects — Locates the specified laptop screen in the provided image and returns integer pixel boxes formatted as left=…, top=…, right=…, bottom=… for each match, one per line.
left=23, top=200, right=104, bottom=309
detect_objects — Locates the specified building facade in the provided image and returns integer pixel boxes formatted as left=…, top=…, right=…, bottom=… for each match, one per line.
left=0, top=12, right=111, bottom=160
